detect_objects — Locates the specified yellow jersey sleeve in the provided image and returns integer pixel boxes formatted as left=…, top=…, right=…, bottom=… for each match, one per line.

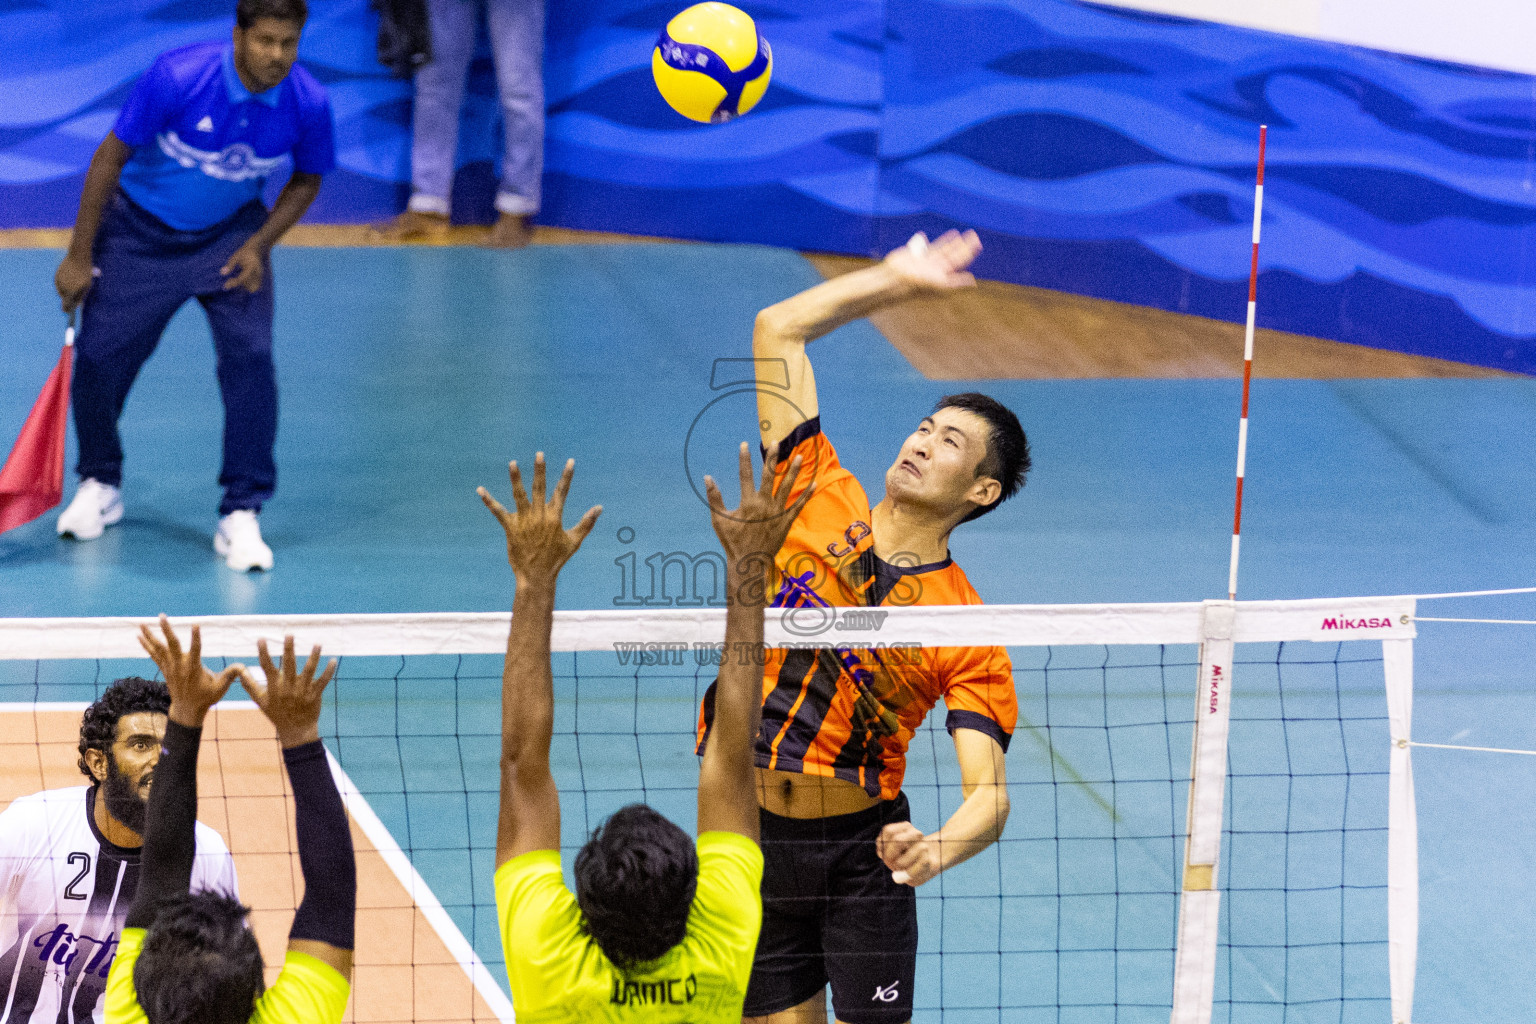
left=103, top=928, right=149, bottom=1024
left=495, top=849, right=587, bottom=1018
left=687, top=832, right=764, bottom=992
left=102, top=927, right=349, bottom=1024
left=250, top=951, right=351, bottom=1024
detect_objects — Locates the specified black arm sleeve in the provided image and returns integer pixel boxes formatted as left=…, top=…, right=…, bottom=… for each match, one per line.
left=283, top=740, right=357, bottom=950
left=124, top=720, right=201, bottom=929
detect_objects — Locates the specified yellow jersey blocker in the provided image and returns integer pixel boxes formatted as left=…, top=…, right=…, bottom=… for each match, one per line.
left=496, top=831, right=763, bottom=1022
left=103, top=927, right=349, bottom=1024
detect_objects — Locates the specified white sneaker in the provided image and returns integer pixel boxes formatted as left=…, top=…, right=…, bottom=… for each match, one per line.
left=214, top=510, right=274, bottom=572
left=56, top=479, right=124, bottom=540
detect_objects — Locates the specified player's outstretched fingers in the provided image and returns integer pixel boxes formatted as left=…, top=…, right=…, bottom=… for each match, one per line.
left=478, top=486, right=512, bottom=525
left=240, top=662, right=269, bottom=709
left=939, top=230, right=981, bottom=274
left=531, top=452, right=547, bottom=506
left=158, top=613, right=183, bottom=661
left=137, top=615, right=184, bottom=670
left=568, top=504, right=603, bottom=548
left=298, top=643, right=339, bottom=706
left=550, top=458, right=575, bottom=513
left=257, top=637, right=279, bottom=686
left=737, top=441, right=755, bottom=502
left=508, top=460, right=531, bottom=513
left=281, top=634, right=298, bottom=690
left=137, top=626, right=168, bottom=674
left=771, top=454, right=804, bottom=506
left=253, top=636, right=333, bottom=742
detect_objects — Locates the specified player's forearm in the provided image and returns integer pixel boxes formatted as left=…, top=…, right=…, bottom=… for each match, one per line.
left=703, top=565, right=767, bottom=771
left=124, top=719, right=201, bottom=929
left=930, top=784, right=1009, bottom=874
left=696, top=565, right=766, bottom=837
left=285, top=740, right=356, bottom=950
left=247, top=171, right=321, bottom=251
left=66, top=136, right=131, bottom=262
left=756, top=261, right=915, bottom=347
left=501, top=580, right=556, bottom=771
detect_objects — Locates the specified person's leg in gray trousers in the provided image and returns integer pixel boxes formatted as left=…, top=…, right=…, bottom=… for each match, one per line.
left=485, top=0, right=544, bottom=247
left=376, top=0, right=478, bottom=238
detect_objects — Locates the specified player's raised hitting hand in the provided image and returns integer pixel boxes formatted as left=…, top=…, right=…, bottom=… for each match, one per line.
left=704, top=443, right=813, bottom=576
left=883, top=228, right=982, bottom=294
left=245, top=636, right=338, bottom=750
left=137, top=614, right=246, bottom=726
left=478, top=453, right=602, bottom=586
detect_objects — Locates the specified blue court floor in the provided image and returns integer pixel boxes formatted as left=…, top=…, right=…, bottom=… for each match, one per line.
left=2, top=243, right=1535, bottom=1021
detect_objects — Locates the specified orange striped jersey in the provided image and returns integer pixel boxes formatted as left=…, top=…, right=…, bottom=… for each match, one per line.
left=697, top=417, right=1016, bottom=801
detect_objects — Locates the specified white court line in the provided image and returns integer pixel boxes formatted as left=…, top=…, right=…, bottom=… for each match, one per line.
left=0, top=704, right=514, bottom=1022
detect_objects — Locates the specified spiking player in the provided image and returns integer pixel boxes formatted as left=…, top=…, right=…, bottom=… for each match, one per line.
left=104, top=619, right=356, bottom=1024
left=695, top=229, right=1029, bottom=1024
left=480, top=447, right=809, bottom=1021
left=0, top=678, right=238, bottom=1024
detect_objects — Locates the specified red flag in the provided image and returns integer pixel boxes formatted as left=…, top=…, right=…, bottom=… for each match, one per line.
left=0, top=326, right=74, bottom=535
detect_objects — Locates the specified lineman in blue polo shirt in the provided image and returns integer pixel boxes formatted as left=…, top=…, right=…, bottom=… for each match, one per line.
left=53, top=0, right=334, bottom=572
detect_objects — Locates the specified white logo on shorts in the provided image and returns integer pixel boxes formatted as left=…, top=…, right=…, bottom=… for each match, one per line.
left=196, top=115, right=214, bottom=132
left=873, top=981, right=900, bottom=1003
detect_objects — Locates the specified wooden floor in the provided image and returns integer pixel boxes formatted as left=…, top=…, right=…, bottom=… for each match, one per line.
left=2, top=706, right=504, bottom=1024
left=1, top=225, right=1506, bottom=379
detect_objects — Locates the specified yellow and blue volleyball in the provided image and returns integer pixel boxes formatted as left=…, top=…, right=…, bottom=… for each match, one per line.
left=652, top=3, right=772, bottom=124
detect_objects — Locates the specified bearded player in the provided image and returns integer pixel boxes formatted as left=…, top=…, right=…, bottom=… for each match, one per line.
left=695, top=229, right=1028, bottom=1024
left=0, top=678, right=238, bottom=1024
left=104, top=619, right=355, bottom=1024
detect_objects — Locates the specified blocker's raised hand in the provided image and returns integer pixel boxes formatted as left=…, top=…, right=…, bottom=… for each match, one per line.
left=137, top=614, right=246, bottom=727
left=478, top=453, right=602, bottom=586
left=883, top=228, right=982, bottom=294
left=704, top=443, right=813, bottom=576
left=245, top=635, right=338, bottom=749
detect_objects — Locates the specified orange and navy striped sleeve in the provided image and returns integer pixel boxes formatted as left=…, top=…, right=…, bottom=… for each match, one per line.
left=937, top=643, right=1016, bottom=752
left=919, top=567, right=1016, bottom=751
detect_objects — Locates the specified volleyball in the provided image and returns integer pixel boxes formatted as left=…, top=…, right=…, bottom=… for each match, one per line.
left=652, top=3, right=773, bottom=124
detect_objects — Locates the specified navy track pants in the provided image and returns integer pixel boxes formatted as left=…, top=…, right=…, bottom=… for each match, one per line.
left=73, top=191, right=276, bottom=514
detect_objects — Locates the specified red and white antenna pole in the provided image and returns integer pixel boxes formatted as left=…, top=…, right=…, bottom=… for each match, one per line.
left=1228, top=125, right=1266, bottom=601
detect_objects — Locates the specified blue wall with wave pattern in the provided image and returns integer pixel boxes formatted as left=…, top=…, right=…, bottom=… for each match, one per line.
left=4, top=0, right=1535, bottom=371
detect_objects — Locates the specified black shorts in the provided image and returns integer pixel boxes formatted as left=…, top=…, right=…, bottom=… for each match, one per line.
left=743, top=794, right=917, bottom=1023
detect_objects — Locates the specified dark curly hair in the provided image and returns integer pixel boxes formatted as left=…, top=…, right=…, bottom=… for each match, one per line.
left=574, top=804, right=699, bottom=970
left=236, top=0, right=307, bottom=29
left=135, top=891, right=265, bottom=1024
left=78, top=677, right=170, bottom=780
left=935, top=393, right=1031, bottom=523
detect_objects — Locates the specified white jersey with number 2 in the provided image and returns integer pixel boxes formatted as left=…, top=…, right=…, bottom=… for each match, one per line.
left=0, top=787, right=238, bottom=1024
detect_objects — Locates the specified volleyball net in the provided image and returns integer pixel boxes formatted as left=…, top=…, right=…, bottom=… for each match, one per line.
left=0, top=597, right=1435, bottom=1022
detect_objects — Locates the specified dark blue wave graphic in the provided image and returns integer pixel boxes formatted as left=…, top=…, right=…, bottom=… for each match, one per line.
left=2, top=0, right=1534, bottom=370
